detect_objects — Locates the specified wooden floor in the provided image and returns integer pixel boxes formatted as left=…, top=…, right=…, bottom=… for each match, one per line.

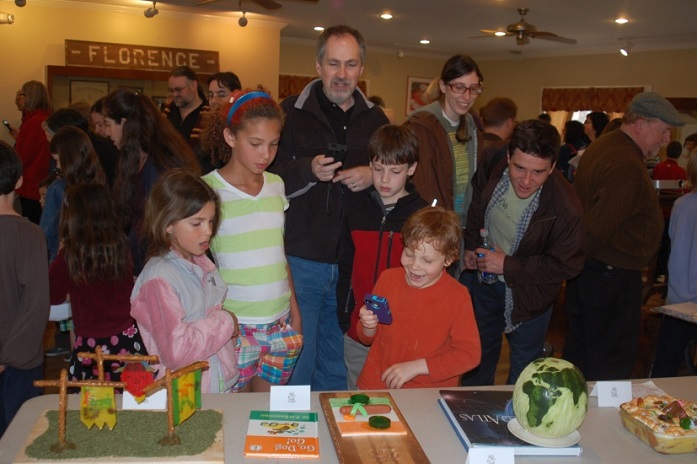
left=41, top=288, right=679, bottom=393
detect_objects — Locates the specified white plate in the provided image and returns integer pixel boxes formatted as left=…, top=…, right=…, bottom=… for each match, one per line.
left=507, top=418, right=581, bottom=448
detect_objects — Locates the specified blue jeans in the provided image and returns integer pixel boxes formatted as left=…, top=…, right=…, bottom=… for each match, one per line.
left=286, top=256, right=347, bottom=390
left=0, top=364, right=42, bottom=438
left=460, top=276, right=552, bottom=386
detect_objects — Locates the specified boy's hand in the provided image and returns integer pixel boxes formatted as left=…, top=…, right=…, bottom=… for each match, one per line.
left=358, top=305, right=378, bottom=330
left=381, top=359, right=428, bottom=389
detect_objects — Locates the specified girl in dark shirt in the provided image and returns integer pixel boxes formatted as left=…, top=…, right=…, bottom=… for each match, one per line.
left=49, top=184, right=147, bottom=382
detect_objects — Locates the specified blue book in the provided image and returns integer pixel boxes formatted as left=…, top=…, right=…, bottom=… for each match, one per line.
left=438, top=390, right=582, bottom=456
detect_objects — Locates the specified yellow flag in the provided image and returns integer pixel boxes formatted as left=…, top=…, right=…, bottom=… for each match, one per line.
left=80, top=386, right=117, bottom=430
left=172, top=370, right=201, bottom=425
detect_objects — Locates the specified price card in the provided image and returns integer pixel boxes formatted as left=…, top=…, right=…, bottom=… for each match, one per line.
left=594, top=381, right=632, bottom=408
left=270, top=385, right=311, bottom=411
left=465, top=447, right=515, bottom=464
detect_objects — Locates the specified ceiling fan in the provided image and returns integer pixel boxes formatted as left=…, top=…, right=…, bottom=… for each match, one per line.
left=195, top=0, right=317, bottom=10
left=472, top=8, right=577, bottom=46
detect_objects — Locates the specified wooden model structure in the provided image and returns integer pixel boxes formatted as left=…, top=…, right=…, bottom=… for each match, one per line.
left=33, top=346, right=208, bottom=453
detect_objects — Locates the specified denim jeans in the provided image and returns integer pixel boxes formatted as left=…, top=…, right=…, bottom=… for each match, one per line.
left=286, top=256, right=347, bottom=390
left=460, top=276, right=552, bottom=386
left=0, top=364, right=42, bottom=439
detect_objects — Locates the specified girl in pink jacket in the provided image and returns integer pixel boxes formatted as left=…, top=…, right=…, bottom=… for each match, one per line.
left=131, top=169, right=239, bottom=392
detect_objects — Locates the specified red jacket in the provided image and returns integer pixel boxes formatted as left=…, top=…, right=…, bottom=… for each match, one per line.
left=15, top=109, right=51, bottom=200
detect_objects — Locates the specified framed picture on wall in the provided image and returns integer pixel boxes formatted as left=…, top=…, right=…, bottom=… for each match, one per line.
left=69, top=80, right=109, bottom=105
left=406, top=76, right=433, bottom=115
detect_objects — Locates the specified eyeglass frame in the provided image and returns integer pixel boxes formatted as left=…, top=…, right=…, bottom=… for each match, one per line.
left=446, top=82, right=484, bottom=95
left=168, top=80, right=194, bottom=95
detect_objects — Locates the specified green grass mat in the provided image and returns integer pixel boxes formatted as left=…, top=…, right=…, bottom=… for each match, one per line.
left=24, top=409, right=222, bottom=460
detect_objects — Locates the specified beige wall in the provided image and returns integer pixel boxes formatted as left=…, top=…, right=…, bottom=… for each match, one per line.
left=280, top=41, right=697, bottom=127
left=1, top=0, right=695, bottom=145
left=0, top=1, right=281, bottom=145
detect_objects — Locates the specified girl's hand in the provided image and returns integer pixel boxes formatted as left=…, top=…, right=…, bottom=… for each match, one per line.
left=381, top=359, right=428, bottom=389
left=358, top=305, right=378, bottom=330
left=225, top=311, right=240, bottom=339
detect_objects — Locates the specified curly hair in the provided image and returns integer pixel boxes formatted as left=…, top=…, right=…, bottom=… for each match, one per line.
left=201, top=89, right=284, bottom=167
left=401, top=206, right=460, bottom=264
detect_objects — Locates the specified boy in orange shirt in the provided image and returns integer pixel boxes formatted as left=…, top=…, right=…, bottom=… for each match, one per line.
left=356, top=207, right=481, bottom=389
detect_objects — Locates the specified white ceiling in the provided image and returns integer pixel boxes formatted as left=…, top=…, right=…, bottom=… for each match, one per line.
left=33, top=0, right=697, bottom=60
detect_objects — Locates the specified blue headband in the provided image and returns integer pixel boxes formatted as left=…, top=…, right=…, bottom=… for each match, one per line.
left=226, top=91, right=272, bottom=125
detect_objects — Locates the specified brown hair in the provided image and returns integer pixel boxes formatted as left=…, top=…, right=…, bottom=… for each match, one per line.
left=201, top=89, right=284, bottom=167
left=369, top=124, right=419, bottom=166
left=687, top=155, right=697, bottom=190
left=143, top=168, right=221, bottom=258
left=59, top=184, right=130, bottom=283
left=49, top=127, right=106, bottom=187
left=401, top=206, right=460, bottom=263
left=439, top=54, right=483, bottom=144
left=103, top=89, right=199, bottom=223
left=480, top=97, right=517, bottom=128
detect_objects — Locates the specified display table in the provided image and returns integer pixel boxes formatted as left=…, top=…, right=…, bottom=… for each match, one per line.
left=0, top=377, right=695, bottom=463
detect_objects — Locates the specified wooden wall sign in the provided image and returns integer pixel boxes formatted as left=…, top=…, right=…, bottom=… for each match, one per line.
left=65, top=40, right=219, bottom=74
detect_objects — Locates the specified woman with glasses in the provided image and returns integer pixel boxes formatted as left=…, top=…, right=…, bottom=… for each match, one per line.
left=12, top=80, right=53, bottom=224
left=404, top=55, right=484, bottom=230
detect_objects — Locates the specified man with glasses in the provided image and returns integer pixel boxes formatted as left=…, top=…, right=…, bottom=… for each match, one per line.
left=563, top=92, right=683, bottom=381
left=461, top=119, right=585, bottom=386
left=163, top=66, right=212, bottom=172
left=269, top=25, right=389, bottom=391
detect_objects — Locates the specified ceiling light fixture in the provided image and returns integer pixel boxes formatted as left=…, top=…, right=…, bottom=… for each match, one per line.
left=420, top=39, right=430, bottom=45
left=380, top=12, right=393, bottom=20
left=0, top=12, right=15, bottom=24
left=313, top=26, right=324, bottom=32
left=494, top=31, right=506, bottom=37
left=238, top=0, right=248, bottom=27
left=397, top=48, right=404, bottom=59
left=615, top=17, right=629, bottom=24
left=144, top=1, right=158, bottom=18
left=620, top=42, right=633, bottom=56
left=15, top=0, right=26, bottom=7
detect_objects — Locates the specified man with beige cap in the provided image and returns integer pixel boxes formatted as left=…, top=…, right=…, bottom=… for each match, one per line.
left=563, top=92, right=684, bottom=381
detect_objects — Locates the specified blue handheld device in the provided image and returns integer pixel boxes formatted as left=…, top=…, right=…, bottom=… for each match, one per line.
left=364, top=293, right=393, bottom=324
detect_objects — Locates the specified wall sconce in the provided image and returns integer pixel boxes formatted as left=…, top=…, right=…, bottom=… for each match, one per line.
left=144, top=1, right=158, bottom=18
left=15, top=0, right=26, bottom=7
left=620, top=42, right=633, bottom=57
left=0, top=12, right=15, bottom=24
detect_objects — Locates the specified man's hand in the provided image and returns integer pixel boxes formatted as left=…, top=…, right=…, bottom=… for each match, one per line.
left=333, top=165, right=371, bottom=192
left=311, top=154, right=342, bottom=182
left=475, top=246, right=505, bottom=275
left=464, top=249, right=478, bottom=270
left=381, top=359, right=428, bottom=389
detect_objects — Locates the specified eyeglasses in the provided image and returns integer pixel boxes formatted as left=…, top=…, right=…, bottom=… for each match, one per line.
left=446, top=83, right=484, bottom=95
left=168, top=80, right=193, bottom=94
left=16, top=92, right=26, bottom=98
left=208, top=90, right=230, bottom=100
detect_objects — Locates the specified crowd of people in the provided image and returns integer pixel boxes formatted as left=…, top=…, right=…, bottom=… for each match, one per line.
left=2, top=23, right=696, bottom=440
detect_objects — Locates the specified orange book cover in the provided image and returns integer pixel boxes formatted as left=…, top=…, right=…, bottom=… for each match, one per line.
left=243, top=410, right=319, bottom=459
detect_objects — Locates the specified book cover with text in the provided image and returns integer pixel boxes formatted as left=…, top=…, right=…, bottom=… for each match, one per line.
left=243, top=410, right=319, bottom=459
left=439, top=390, right=582, bottom=456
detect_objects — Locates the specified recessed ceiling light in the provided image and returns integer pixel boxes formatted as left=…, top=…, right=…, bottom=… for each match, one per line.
left=380, top=12, right=393, bottom=20
left=615, top=17, right=629, bottom=24
left=494, top=31, right=506, bottom=37
left=420, top=39, right=430, bottom=45
left=313, top=26, right=324, bottom=31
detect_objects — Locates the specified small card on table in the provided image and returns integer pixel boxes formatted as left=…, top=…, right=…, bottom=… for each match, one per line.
left=269, top=384, right=311, bottom=411
left=465, top=447, right=515, bottom=464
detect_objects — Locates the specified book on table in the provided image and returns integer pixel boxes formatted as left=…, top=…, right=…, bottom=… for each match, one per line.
left=243, top=410, right=319, bottom=459
left=438, top=390, right=582, bottom=456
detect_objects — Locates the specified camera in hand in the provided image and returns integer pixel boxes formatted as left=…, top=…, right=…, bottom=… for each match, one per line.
left=364, top=293, right=393, bottom=324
